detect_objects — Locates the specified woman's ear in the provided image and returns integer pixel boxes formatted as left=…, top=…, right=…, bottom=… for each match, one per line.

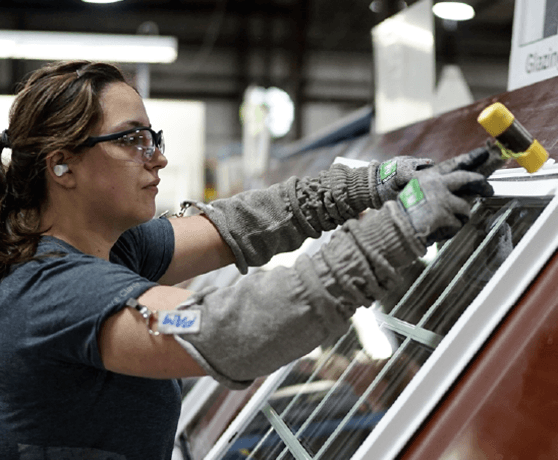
left=46, top=151, right=76, bottom=187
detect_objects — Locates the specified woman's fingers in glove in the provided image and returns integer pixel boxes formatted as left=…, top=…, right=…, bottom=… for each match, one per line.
left=378, top=156, right=433, bottom=183
left=416, top=159, right=435, bottom=171
left=474, top=141, right=508, bottom=178
left=398, top=170, right=492, bottom=246
left=441, top=170, right=495, bottom=197
left=396, top=156, right=434, bottom=171
left=428, top=143, right=505, bottom=178
left=424, top=214, right=466, bottom=243
left=444, top=192, right=473, bottom=224
left=429, top=148, right=489, bottom=175
left=376, top=156, right=434, bottom=204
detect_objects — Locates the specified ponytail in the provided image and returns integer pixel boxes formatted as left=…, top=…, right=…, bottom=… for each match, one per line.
left=0, top=128, right=43, bottom=279
left=0, top=130, right=8, bottom=207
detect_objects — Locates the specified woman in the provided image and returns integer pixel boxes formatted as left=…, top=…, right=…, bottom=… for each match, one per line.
left=0, top=60, right=498, bottom=459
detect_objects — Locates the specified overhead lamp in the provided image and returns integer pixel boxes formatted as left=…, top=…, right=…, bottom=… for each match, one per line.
left=0, top=30, right=178, bottom=63
left=242, top=86, right=294, bottom=138
left=432, top=2, right=475, bottom=21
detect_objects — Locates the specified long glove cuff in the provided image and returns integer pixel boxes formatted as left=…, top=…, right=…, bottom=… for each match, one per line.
left=183, top=162, right=380, bottom=274
left=183, top=181, right=310, bottom=275
left=173, top=203, right=417, bottom=388
left=324, top=162, right=380, bottom=216
left=289, top=162, right=379, bottom=233
left=344, top=202, right=426, bottom=270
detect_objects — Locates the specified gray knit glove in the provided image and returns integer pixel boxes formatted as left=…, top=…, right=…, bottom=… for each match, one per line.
left=173, top=203, right=424, bottom=389
left=183, top=157, right=431, bottom=274
left=428, top=142, right=505, bottom=178
left=172, top=164, right=495, bottom=388
left=397, top=171, right=494, bottom=246
left=373, top=156, right=434, bottom=205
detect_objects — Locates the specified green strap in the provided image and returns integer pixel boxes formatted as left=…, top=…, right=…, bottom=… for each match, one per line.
left=495, top=140, right=525, bottom=159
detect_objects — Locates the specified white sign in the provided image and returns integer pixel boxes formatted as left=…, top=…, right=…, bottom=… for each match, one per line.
left=509, top=0, right=558, bottom=90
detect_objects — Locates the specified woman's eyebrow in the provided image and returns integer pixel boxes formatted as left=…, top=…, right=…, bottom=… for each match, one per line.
left=109, top=120, right=151, bottom=132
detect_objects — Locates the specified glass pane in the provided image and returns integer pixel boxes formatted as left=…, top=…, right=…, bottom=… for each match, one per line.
left=223, top=418, right=290, bottom=459
left=423, top=196, right=550, bottom=335
left=187, top=378, right=266, bottom=460
left=231, top=329, right=362, bottom=460
left=384, top=197, right=550, bottom=332
left=308, top=334, right=433, bottom=459
left=227, top=327, right=432, bottom=459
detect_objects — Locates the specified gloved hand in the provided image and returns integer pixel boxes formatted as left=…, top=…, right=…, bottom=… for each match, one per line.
left=427, top=141, right=505, bottom=178
left=396, top=170, right=494, bottom=246
left=182, top=156, right=431, bottom=274
left=374, top=156, right=433, bottom=205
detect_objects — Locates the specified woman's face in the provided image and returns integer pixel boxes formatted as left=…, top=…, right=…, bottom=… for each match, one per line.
left=72, top=82, right=167, bottom=231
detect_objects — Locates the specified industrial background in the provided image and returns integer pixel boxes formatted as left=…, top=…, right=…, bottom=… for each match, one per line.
left=0, top=0, right=514, bottom=160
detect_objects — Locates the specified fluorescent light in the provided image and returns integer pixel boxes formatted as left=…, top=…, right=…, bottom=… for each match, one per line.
left=0, top=30, right=178, bottom=63
left=432, top=2, right=475, bottom=21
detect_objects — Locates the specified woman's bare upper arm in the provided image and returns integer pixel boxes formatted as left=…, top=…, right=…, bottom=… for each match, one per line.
left=98, top=285, right=207, bottom=379
left=157, top=214, right=236, bottom=285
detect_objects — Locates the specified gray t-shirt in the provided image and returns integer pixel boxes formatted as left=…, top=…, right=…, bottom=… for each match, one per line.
left=0, top=218, right=180, bottom=460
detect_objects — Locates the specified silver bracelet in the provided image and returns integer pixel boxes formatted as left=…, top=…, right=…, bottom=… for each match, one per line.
left=158, top=201, right=192, bottom=219
left=125, top=298, right=160, bottom=336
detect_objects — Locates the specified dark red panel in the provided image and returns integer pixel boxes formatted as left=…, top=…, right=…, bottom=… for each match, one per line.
left=399, top=249, right=558, bottom=460
left=372, top=75, right=558, bottom=165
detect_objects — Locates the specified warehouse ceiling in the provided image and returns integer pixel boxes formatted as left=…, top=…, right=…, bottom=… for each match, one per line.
left=0, top=0, right=515, bottom=137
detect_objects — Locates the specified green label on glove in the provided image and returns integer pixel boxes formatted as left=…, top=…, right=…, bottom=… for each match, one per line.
left=399, top=178, right=424, bottom=209
left=380, top=159, right=397, bottom=183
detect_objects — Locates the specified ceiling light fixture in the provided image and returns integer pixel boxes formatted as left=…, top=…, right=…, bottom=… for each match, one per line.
left=432, top=2, right=475, bottom=21
left=242, top=86, right=295, bottom=138
left=0, top=30, right=178, bottom=63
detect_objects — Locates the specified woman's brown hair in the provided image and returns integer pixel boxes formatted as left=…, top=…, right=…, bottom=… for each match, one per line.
left=0, top=60, right=128, bottom=279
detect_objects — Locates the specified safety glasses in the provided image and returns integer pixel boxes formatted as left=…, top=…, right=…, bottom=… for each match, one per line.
left=80, top=126, right=165, bottom=164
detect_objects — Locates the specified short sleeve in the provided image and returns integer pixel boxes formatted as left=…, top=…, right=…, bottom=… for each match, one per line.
left=110, top=217, right=175, bottom=281
left=11, top=253, right=157, bottom=370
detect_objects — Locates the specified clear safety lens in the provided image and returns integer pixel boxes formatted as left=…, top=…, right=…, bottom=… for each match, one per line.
left=81, top=127, right=165, bottom=164
left=112, top=129, right=164, bottom=163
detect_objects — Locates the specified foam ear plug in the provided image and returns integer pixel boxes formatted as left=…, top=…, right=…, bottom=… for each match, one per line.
left=53, top=164, right=69, bottom=177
